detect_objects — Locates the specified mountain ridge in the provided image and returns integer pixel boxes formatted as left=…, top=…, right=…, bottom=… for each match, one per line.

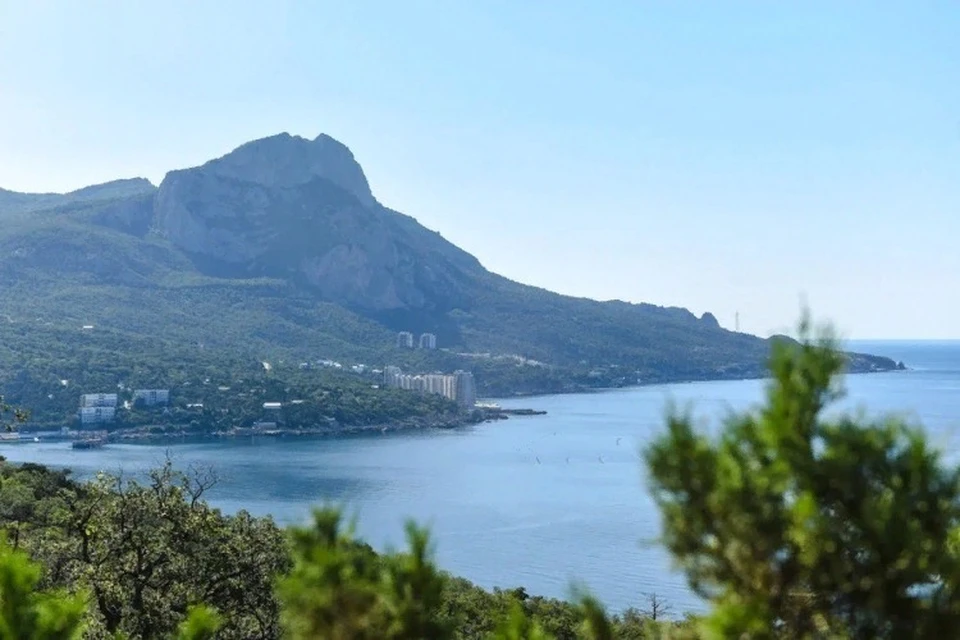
left=0, top=132, right=901, bottom=403
left=0, top=178, right=156, bottom=214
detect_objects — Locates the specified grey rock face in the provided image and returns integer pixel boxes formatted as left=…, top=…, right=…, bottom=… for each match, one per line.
left=197, top=133, right=376, bottom=207
left=700, top=312, right=721, bottom=329
left=153, top=133, right=480, bottom=312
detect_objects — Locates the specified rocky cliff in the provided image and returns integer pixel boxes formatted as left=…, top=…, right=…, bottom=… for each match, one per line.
left=153, top=133, right=482, bottom=313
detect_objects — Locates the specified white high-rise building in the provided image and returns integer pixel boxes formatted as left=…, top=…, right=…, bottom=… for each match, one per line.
left=79, top=406, right=116, bottom=425
left=383, top=366, right=403, bottom=387
left=396, top=332, right=414, bottom=348
left=453, top=371, right=477, bottom=408
left=133, top=389, right=170, bottom=406
left=422, top=374, right=448, bottom=394
left=382, top=367, right=476, bottom=407
left=419, top=333, right=437, bottom=349
left=80, top=393, right=118, bottom=408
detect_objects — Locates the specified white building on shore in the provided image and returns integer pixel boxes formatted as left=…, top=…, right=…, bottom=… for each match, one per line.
left=454, top=370, right=476, bottom=408
left=79, top=406, right=116, bottom=425
left=382, top=367, right=476, bottom=408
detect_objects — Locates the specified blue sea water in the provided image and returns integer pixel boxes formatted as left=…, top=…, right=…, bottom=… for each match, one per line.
left=2, top=340, right=958, bottom=614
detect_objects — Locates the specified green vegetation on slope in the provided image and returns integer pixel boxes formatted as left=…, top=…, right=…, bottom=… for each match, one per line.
left=0, top=320, right=463, bottom=432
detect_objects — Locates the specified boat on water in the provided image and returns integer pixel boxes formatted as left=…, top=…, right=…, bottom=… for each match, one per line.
left=72, top=438, right=106, bottom=450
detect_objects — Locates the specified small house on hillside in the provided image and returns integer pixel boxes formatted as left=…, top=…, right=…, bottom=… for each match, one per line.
left=262, top=402, right=283, bottom=426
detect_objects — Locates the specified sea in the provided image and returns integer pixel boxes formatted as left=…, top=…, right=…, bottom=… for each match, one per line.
left=2, top=340, right=958, bottom=614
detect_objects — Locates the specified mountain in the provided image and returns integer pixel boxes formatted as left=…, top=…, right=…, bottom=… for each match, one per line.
left=153, top=133, right=481, bottom=316
left=0, top=132, right=900, bottom=406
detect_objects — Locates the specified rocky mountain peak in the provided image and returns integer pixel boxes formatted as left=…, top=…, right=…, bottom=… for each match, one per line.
left=700, top=312, right=721, bottom=328
left=194, top=132, right=376, bottom=207
left=151, top=132, right=482, bottom=315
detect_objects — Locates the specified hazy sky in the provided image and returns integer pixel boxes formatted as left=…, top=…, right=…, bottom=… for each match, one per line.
left=1, top=2, right=957, bottom=339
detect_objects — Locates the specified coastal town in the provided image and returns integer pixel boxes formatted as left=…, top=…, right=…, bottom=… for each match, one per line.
left=0, top=329, right=547, bottom=446
left=71, top=331, right=476, bottom=424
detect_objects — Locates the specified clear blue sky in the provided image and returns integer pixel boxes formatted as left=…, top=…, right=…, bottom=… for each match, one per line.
left=1, top=1, right=957, bottom=339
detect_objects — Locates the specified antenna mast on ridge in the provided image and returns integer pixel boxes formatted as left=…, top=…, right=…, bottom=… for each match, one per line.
left=735, top=312, right=740, bottom=332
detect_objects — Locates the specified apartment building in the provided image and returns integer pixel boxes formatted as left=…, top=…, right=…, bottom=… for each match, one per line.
left=133, top=389, right=170, bottom=406
left=382, top=367, right=476, bottom=408
left=79, top=406, right=116, bottom=425
left=80, top=393, right=118, bottom=408
left=454, top=370, right=477, bottom=408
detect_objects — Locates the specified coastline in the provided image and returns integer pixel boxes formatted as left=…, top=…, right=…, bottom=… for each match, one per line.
left=64, top=406, right=546, bottom=445
left=12, top=362, right=905, bottom=445
left=79, top=366, right=904, bottom=445
left=106, top=415, right=483, bottom=444
left=483, top=363, right=908, bottom=402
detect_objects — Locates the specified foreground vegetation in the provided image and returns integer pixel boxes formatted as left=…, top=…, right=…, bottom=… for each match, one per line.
left=0, top=315, right=954, bottom=637
left=0, top=460, right=689, bottom=639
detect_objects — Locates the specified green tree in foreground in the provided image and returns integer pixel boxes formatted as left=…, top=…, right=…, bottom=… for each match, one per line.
left=0, top=538, right=86, bottom=639
left=276, top=508, right=452, bottom=640
left=275, top=507, right=690, bottom=639
left=645, top=315, right=960, bottom=638
left=3, top=460, right=288, bottom=639
left=492, top=602, right=553, bottom=640
left=175, top=606, right=222, bottom=640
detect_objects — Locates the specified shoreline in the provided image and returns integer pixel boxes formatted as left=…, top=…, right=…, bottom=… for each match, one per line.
left=15, top=406, right=548, bottom=446
left=12, top=366, right=905, bottom=444
left=482, top=364, right=908, bottom=402
left=112, top=421, right=474, bottom=444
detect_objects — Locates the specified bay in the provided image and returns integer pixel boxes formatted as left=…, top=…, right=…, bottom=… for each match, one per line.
left=2, top=340, right=958, bottom=614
